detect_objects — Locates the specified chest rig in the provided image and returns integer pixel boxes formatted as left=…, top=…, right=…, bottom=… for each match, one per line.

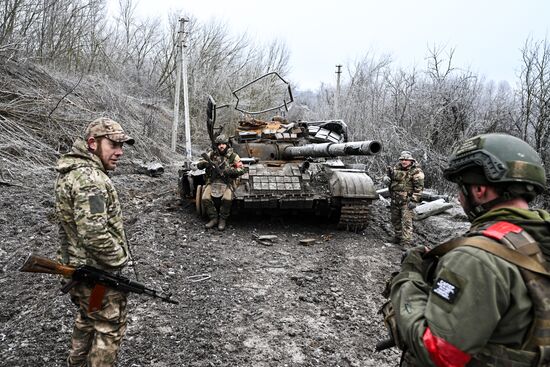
left=428, top=221, right=550, bottom=366
left=389, top=165, right=415, bottom=193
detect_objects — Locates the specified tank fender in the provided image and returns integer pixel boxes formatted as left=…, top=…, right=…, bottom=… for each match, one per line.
left=329, top=171, right=378, bottom=199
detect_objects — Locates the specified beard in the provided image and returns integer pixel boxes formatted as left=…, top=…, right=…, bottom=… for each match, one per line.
left=217, top=146, right=228, bottom=155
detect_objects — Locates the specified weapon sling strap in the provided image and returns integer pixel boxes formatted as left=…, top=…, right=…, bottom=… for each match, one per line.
left=427, top=221, right=550, bottom=363
left=428, top=221, right=549, bottom=276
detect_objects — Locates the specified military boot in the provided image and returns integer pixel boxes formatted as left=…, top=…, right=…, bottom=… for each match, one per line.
left=205, top=217, right=218, bottom=229
left=217, top=218, right=227, bottom=231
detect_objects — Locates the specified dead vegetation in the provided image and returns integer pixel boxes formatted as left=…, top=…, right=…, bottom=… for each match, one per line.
left=0, top=57, right=179, bottom=180
left=1, top=2, right=549, bottom=364
left=0, top=162, right=475, bottom=367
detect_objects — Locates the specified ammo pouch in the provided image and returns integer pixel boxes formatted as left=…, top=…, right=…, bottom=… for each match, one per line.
left=377, top=300, right=405, bottom=351
left=377, top=271, right=404, bottom=351
left=468, top=344, right=543, bottom=367
left=210, top=181, right=228, bottom=198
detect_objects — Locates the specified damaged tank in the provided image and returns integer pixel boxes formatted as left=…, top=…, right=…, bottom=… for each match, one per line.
left=180, top=72, right=382, bottom=230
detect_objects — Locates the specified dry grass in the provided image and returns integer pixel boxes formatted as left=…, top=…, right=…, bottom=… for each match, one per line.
left=0, top=57, right=181, bottom=176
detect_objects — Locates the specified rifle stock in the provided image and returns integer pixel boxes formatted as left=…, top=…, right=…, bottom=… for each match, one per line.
left=19, top=253, right=75, bottom=277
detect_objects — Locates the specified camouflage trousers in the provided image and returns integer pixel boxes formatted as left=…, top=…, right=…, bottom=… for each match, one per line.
left=67, top=283, right=128, bottom=367
left=390, top=196, right=413, bottom=245
left=202, top=184, right=233, bottom=220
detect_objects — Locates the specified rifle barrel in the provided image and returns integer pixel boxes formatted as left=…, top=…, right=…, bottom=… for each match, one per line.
left=375, top=338, right=395, bottom=352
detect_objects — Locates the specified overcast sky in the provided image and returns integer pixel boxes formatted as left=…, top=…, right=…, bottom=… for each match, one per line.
left=129, top=0, right=549, bottom=91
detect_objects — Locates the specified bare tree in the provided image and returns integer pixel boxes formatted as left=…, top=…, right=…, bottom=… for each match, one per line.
left=516, top=37, right=550, bottom=163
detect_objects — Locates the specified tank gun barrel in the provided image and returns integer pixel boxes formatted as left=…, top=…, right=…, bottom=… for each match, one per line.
left=282, top=140, right=382, bottom=159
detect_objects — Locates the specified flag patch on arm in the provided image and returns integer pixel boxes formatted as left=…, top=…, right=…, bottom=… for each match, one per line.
left=432, top=278, right=460, bottom=303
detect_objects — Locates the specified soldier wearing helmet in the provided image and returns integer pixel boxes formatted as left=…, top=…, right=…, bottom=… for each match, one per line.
left=197, top=134, right=244, bottom=231
left=388, top=133, right=550, bottom=366
left=383, top=151, right=425, bottom=247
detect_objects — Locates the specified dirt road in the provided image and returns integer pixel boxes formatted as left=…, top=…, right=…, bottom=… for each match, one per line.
left=0, top=166, right=468, bottom=366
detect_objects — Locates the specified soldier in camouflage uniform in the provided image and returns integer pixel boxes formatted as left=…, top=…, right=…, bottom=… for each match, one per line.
left=197, top=135, right=244, bottom=231
left=389, top=133, right=550, bottom=366
left=384, top=151, right=425, bottom=247
left=55, top=117, right=134, bottom=367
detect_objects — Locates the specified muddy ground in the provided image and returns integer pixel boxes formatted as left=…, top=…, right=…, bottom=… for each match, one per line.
left=0, top=165, right=470, bottom=367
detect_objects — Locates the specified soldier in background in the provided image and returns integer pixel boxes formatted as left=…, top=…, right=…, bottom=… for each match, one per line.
left=197, top=134, right=244, bottom=231
left=383, top=151, right=425, bottom=247
left=389, top=133, right=550, bottom=366
left=55, top=117, right=134, bottom=366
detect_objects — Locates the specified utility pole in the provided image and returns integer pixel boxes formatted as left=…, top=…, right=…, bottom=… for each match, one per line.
left=171, top=17, right=191, bottom=160
left=335, top=64, right=342, bottom=115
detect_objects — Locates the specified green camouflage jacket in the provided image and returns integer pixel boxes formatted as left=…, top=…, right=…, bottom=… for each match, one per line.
left=388, top=162, right=425, bottom=203
left=197, top=147, right=244, bottom=184
left=390, top=207, right=550, bottom=366
left=55, top=139, right=129, bottom=270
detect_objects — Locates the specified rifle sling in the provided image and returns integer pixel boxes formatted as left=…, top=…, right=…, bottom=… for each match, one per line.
left=88, top=284, right=106, bottom=312
left=428, top=237, right=550, bottom=276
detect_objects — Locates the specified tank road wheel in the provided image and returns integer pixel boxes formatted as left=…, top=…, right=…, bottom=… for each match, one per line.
left=195, top=184, right=204, bottom=217
left=337, top=198, right=371, bottom=232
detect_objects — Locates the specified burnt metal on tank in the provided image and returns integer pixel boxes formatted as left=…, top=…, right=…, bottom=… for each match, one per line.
left=179, top=72, right=382, bottom=231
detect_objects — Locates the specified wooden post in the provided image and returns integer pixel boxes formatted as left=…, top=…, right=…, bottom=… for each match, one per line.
left=171, top=18, right=186, bottom=152
left=181, top=18, right=192, bottom=160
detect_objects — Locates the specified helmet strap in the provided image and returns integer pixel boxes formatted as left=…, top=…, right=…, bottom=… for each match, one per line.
left=460, top=183, right=482, bottom=221
left=460, top=183, right=514, bottom=221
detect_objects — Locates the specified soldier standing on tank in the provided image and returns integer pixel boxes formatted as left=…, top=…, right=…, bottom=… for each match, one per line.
left=197, top=134, right=244, bottom=231
left=383, top=151, right=425, bottom=247
left=388, top=133, right=550, bottom=366
left=55, top=117, right=134, bottom=366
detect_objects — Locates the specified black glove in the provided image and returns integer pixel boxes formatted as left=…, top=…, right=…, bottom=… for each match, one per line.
left=407, top=201, right=416, bottom=210
left=400, top=245, right=428, bottom=273
left=223, top=168, right=240, bottom=178
left=205, top=165, right=214, bottom=176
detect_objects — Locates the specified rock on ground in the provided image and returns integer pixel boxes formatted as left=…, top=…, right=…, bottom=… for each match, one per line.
left=0, top=166, right=470, bottom=366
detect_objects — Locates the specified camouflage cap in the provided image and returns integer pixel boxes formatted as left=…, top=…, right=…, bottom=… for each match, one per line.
left=85, top=117, right=135, bottom=145
left=399, top=151, right=415, bottom=161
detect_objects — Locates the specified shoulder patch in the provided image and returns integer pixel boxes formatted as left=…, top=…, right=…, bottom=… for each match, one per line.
left=432, top=278, right=460, bottom=303
left=89, top=194, right=105, bottom=214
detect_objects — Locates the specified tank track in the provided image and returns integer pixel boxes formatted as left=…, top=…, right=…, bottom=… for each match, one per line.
left=337, top=198, right=371, bottom=232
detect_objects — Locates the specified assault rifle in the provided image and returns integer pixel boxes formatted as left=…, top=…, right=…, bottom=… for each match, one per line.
left=20, top=254, right=178, bottom=304
left=200, top=152, right=237, bottom=198
left=201, top=152, right=228, bottom=179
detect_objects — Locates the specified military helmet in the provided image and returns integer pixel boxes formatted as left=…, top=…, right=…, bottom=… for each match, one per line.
left=214, top=134, right=229, bottom=144
left=443, top=133, right=546, bottom=198
left=399, top=151, right=415, bottom=161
